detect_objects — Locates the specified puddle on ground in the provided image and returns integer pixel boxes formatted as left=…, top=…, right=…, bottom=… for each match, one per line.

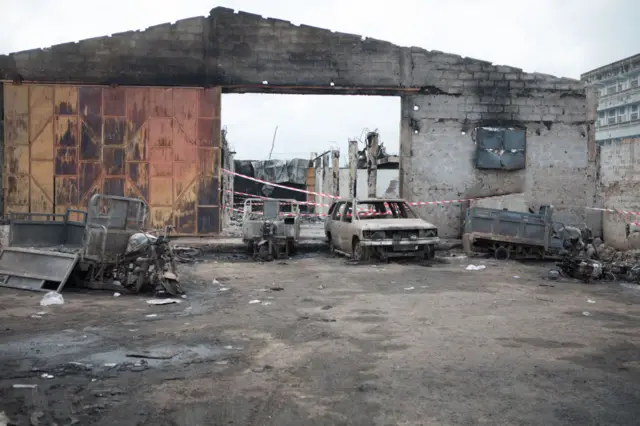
left=81, top=343, right=227, bottom=368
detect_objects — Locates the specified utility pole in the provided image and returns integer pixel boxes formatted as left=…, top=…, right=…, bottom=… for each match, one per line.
left=366, top=132, right=378, bottom=198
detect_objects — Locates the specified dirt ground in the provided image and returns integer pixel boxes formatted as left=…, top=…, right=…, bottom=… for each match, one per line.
left=1, top=252, right=640, bottom=426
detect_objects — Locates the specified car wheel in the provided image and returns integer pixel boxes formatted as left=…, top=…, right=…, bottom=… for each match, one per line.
left=424, top=244, right=436, bottom=260
left=352, top=238, right=370, bottom=261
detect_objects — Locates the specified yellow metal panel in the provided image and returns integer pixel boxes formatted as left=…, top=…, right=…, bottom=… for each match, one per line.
left=31, top=119, right=54, bottom=161
left=149, top=177, right=173, bottom=206
left=5, top=146, right=29, bottom=175
left=150, top=206, right=173, bottom=229
left=4, top=84, right=28, bottom=115
left=5, top=175, right=29, bottom=207
left=29, top=85, right=54, bottom=144
left=174, top=182, right=197, bottom=234
left=4, top=115, right=28, bottom=146
left=30, top=161, right=54, bottom=213
left=54, top=86, right=78, bottom=115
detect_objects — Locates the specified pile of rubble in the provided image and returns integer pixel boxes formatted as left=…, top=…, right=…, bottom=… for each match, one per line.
left=592, top=239, right=640, bottom=263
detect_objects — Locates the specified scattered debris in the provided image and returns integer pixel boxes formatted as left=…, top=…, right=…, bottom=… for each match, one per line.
left=30, top=411, right=44, bottom=426
left=587, top=299, right=596, bottom=304
left=0, top=411, right=10, bottom=426
left=219, top=287, right=230, bottom=292
left=146, top=299, right=181, bottom=305
left=12, top=384, right=37, bottom=389
left=466, top=265, right=486, bottom=271
left=145, top=314, right=158, bottom=318
left=40, top=291, right=64, bottom=306
left=40, top=373, right=54, bottom=379
left=113, top=292, right=121, bottom=297
left=270, top=286, right=284, bottom=291
left=539, top=283, right=556, bottom=287
left=261, top=301, right=272, bottom=306
left=547, top=270, right=560, bottom=280
left=104, top=363, right=117, bottom=368
left=404, top=286, right=415, bottom=290
left=249, top=300, right=261, bottom=304
left=224, top=345, right=233, bottom=350
left=582, top=311, right=591, bottom=317
left=513, top=276, right=520, bottom=279
left=321, top=305, right=333, bottom=310
left=212, top=278, right=221, bottom=285
left=251, top=364, right=274, bottom=373
left=536, top=297, right=553, bottom=302
left=126, top=352, right=175, bottom=360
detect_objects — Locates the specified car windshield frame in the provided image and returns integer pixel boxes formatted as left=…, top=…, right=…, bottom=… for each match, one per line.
left=354, top=201, right=418, bottom=220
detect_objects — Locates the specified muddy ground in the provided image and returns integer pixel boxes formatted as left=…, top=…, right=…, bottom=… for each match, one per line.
left=1, top=253, right=640, bottom=426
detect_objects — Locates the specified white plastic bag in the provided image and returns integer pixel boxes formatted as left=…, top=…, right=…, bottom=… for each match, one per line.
left=40, top=292, right=64, bottom=306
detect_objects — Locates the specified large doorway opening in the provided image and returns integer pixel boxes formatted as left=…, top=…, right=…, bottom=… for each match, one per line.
left=220, top=93, right=400, bottom=231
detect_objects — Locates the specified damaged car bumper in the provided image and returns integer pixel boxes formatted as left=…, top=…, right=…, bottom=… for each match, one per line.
left=359, top=238, right=439, bottom=246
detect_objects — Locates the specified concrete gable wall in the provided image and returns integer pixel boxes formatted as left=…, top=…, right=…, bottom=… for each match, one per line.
left=0, top=7, right=598, bottom=238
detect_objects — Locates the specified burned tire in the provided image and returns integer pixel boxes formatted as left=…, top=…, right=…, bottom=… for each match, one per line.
left=494, top=246, right=511, bottom=261
left=423, top=244, right=436, bottom=260
left=352, top=238, right=370, bottom=261
left=328, top=238, right=336, bottom=254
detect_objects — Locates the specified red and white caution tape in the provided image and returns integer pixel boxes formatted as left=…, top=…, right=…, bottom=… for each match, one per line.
left=224, top=189, right=331, bottom=207
left=222, top=169, right=340, bottom=200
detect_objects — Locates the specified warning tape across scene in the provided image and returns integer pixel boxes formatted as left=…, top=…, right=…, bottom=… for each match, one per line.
left=222, top=168, right=640, bottom=224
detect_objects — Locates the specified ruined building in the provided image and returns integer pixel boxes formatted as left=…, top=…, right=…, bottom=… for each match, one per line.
left=0, top=7, right=597, bottom=237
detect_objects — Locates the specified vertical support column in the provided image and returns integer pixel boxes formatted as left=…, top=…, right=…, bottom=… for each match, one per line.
left=367, top=132, right=378, bottom=198
left=348, top=139, right=358, bottom=198
left=331, top=149, right=340, bottom=197
left=0, top=83, right=4, bottom=219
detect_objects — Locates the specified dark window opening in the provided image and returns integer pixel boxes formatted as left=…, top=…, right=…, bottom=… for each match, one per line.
left=475, top=127, right=526, bottom=171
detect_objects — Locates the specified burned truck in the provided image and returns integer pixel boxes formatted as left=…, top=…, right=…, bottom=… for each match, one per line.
left=462, top=205, right=590, bottom=260
left=0, top=194, right=182, bottom=296
left=242, top=198, right=301, bottom=260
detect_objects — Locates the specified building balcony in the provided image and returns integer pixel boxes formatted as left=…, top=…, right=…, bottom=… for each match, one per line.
left=597, top=87, right=640, bottom=109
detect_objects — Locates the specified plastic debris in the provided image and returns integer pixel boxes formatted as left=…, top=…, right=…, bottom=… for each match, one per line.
left=40, top=373, right=54, bottom=379
left=12, top=384, right=37, bottom=389
left=248, top=300, right=261, bottom=304
left=219, top=287, right=230, bottom=292
left=146, top=299, right=181, bottom=305
left=587, top=299, right=596, bottom=304
left=582, top=311, right=591, bottom=317
left=547, top=270, right=560, bottom=280
left=213, top=278, right=221, bottom=285
left=40, top=291, right=64, bottom=306
left=0, top=411, right=11, bottom=426
left=404, top=287, right=415, bottom=291
left=145, top=314, right=158, bottom=318
left=224, top=345, right=233, bottom=349
left=261, top=301, right=272, bottom=306
left=513, top=276, right=520, bottom=279
left=113, top=292, right=121, bottom=297
left=104, top=363, right=117, bottom=368
left=466, top=265, right=486, bottom=271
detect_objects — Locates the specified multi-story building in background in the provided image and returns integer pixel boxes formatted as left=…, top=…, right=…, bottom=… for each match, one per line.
left=582, top=53, right=640, bottom=143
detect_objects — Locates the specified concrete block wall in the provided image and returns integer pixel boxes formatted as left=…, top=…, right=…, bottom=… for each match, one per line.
left=0, top=7, right=597, bottom=238
left=399, top=66, right=598, bottom=237
left=599, top=138, right=640, bottom=249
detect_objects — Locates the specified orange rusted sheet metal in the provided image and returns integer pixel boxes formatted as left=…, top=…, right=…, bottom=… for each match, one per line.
left=2, top=83, right=222, bottom=235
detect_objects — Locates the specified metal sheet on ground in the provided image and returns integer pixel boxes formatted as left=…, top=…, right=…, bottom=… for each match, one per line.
left=0, top=248, right=78, bottom=292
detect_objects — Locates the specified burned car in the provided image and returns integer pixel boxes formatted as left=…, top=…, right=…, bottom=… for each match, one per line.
left=325, top=198, right=439, bottom=261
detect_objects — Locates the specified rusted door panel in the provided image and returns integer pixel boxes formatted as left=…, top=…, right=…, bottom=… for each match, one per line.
left=3, top=83, right=221, bottom=235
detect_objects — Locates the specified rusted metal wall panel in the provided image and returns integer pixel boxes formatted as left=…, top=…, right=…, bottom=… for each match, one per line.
left=2, top=83, right=222, bottom=235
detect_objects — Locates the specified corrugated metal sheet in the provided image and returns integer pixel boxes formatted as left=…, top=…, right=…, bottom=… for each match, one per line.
left=2, top=83, right=221, bottom=235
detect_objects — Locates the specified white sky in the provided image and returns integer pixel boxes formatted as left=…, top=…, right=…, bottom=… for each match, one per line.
left=2, top=0, right=638, bottom=162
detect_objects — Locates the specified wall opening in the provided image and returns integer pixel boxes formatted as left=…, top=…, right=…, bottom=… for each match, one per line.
left=221, top=93, right=400, bottom=228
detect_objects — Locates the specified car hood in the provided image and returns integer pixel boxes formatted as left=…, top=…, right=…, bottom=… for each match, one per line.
left=357, top=218, right=437, bottom=231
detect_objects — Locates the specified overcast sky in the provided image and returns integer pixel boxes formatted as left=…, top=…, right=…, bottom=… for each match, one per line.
left=2, top=0, right=639, bottom=163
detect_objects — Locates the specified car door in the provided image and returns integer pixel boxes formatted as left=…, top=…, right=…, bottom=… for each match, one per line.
left=328, top=202, right=345, bottom=247
left=338, top=201, right=354, bottom=251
